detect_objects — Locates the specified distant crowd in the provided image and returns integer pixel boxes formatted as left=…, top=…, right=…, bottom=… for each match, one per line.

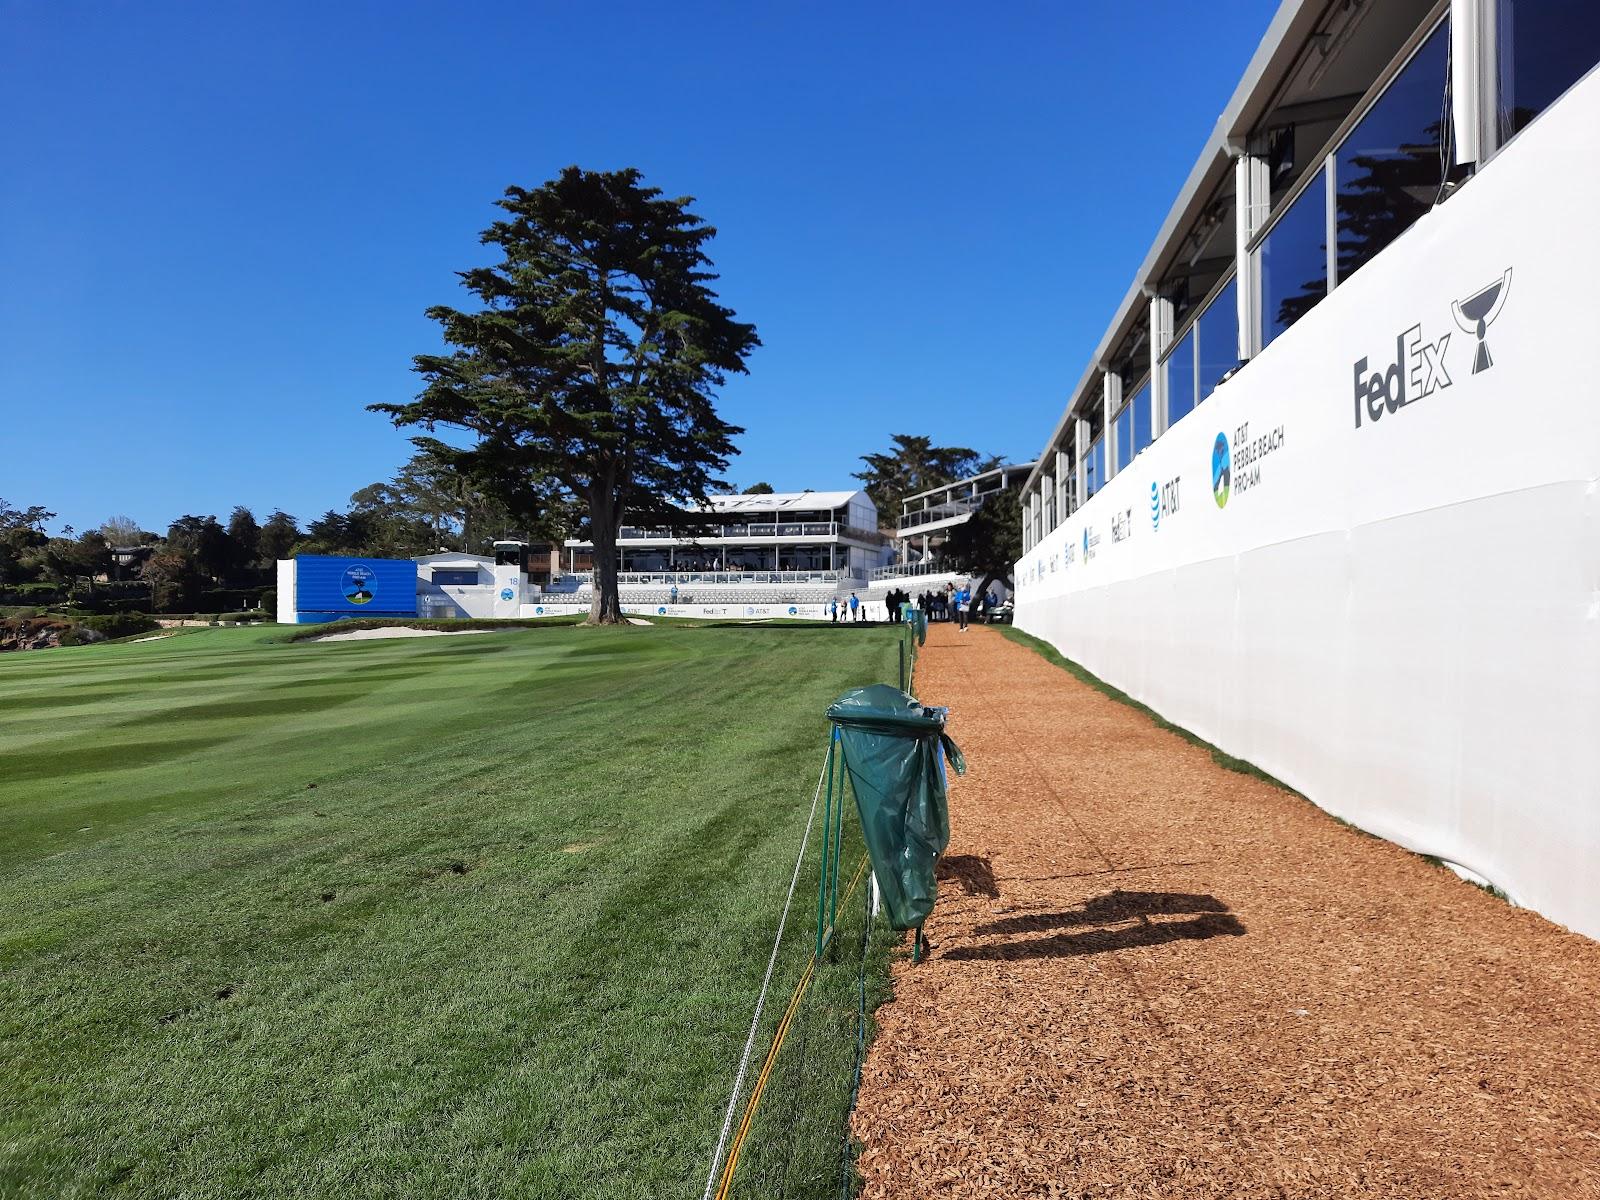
left=830, top=582, right=1001, bottom=630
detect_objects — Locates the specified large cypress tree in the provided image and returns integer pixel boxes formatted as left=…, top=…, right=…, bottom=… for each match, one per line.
left=374, top=167, right=758, bottom=624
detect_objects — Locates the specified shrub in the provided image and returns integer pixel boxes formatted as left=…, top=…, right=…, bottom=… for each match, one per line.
left=78, top=612, right=160, bottom=639
left=261, top=589, right=276, bottom=614
left=0, top=583, right=66, bottom=606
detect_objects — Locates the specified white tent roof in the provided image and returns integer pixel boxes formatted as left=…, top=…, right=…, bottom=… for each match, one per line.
left=704, top=490, right=862, bottom=513
left=413, top=552, right=493, bottom=566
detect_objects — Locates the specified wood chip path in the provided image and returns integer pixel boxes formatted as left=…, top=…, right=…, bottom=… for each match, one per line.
left=850, top=623, right=1600, bottom=1198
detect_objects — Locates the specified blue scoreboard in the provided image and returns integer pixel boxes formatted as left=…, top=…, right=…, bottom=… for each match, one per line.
left=291, top=555, right=417, bottom=623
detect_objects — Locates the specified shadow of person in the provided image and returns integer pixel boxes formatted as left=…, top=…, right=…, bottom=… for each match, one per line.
left=945, top=890, right=1244, bottom=962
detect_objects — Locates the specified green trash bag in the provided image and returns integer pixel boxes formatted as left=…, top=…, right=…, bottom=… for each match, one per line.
left=825, top=684, right=965, bottom=930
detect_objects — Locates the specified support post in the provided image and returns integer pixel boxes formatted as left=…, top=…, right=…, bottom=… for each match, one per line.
left=1149, top=291, right=1174, bottom=436
left=815, top=733, right=835, bottom=960
left=1102, top=370, right=1123, bottom=481
left=829, top=740, right=846, bottom=936
left=1232, top=147, right=1270, bottom=361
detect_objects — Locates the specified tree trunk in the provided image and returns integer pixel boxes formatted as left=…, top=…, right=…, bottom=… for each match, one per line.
left=587, top=484, right=625, bottom=625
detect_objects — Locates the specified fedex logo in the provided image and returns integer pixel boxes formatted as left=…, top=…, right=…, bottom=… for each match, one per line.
left=1352, top=325, right=1450, bottom=429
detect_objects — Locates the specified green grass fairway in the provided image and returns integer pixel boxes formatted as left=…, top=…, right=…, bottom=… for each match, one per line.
left=0, top=623, right=898, bottom=1198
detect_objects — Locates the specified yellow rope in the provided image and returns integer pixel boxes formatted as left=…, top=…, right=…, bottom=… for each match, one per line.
left=713, top=853, right=872, bottom=1200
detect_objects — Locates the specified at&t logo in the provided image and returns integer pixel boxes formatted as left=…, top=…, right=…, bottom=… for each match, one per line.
left=1151, top=477, right=1181, bottom=530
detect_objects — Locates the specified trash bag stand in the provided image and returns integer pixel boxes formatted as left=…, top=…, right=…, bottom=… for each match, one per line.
left=818, top=681, right=964, bottom=965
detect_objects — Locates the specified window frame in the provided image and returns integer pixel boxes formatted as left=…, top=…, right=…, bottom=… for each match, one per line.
left=1246, top=6, right=1452, bottom=348
left=1247, top=4, right=1452, bottom=261
left=1160, top=265, right=1235, bottom=431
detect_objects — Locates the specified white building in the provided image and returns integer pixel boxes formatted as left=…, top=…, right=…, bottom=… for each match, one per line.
left=554, top=489, right=893, bottom=615
left=870, top=463, right=1034, bottom=599
left=1012, top=0, right=1600, bottom=937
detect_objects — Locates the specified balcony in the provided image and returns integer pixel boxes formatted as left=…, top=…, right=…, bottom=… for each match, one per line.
left=566, top=570, right=852, bottom=586
left=870, top=560, right=966, bottom=582
left=612, top=522, right=885, bottom=543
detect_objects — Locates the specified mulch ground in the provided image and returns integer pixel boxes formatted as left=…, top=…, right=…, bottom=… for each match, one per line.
left=850, top=622, right=1600, bottom=1198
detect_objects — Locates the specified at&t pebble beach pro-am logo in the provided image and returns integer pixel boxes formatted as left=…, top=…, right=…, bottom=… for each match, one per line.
left=1212, top=434, right=1232, bottom=508
left=1214, top=421, right=1285, bottom=506
left=1081, top=525, right=1099, bottom=562
left=500, top=587, right=515, bottom=601
left=341, top=564, right=377, bottom=605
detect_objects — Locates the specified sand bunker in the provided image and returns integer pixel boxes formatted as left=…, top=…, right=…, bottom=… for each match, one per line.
left=312, top=627, right=497, bottom=643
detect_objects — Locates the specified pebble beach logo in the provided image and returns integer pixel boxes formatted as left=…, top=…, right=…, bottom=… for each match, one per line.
left=500, top=587, right=515, bottom=601
left=341, top=564, right=376, bottom=605
left=1213, top=422, right=1284, bottom=507
left=1212, top=435, right=1231, bottom=508
left=1081, top=525, right=1100, bottom=562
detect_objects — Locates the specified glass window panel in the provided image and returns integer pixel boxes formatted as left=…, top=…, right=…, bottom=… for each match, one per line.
left=1165, top=328, right=1197, bottom=429
left=1086, top=435, right=1105, bottom=498
left=1499, top=0, right=1600, bottom=140
left=1259, top=169, right=1328, bottom=348
left=1114, top=404, right=1132, bottom=473
left=1132, top=382, right=1153, bottom=455
left=1335, top=23, right=1450, bottom=285
left=432, top=569, right=479, bottom=586
left=1197, top=277, right=1240, bottom=402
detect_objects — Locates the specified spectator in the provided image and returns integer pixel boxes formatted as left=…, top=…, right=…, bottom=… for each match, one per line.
left=955, top=583, right=971, bottom=631
left=849, top=592, right=861, bottom=621
left=830, top=596, right=839, bottom=623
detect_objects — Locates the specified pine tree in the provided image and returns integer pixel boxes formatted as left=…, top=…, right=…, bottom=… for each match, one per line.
left=374, top=167, right=758, bottom=624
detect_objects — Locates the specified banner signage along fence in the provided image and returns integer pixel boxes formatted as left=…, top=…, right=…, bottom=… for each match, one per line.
left=1015, top=71, right=1600, bottom=940
left=516, top=602, right=845, bottom=621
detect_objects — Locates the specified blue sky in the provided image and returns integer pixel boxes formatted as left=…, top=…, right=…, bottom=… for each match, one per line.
left=1, top=1, right=1275, bottom=534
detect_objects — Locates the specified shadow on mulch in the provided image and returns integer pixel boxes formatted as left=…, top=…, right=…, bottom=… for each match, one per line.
left=936, top=854, right=999, bottom=899
left=973, top=890, right=1228, bottom=936
left=945, top=890, right=1245, bottom=962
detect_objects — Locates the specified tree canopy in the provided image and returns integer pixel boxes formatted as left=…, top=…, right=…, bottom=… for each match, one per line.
left=854, top=435, right=1002, bottom=524
left=373, top=166, right=759, bottom=623
left=942, top=487, right=1023, bottom=601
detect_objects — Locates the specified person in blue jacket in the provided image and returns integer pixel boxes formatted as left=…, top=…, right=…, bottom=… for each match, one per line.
left=955, top=584, right=971, bottom=631
left=849, top=592, right=861, bottom=621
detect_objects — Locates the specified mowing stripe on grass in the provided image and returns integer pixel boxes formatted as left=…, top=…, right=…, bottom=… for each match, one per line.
left=715, top=853, right=872, bottom=1200
left=700, top=749, right=832, bottom=1200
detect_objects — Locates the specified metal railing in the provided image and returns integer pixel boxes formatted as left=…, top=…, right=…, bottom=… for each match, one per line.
left=619, top=522, right=836, bottom=539
left=869, top=560, right=966, bottom=581
left=612, top=522, right=887, bottom=543
left=896, top=502, right=978, bottom=532
left=565, top=570, right=856, bottom=586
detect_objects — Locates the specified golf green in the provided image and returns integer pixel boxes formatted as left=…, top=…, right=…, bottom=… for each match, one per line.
left=0, top=622, right=899, bottom=1198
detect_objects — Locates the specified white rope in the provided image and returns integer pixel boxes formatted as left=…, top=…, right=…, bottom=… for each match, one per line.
left=700, top=744, right=832, bottom=1200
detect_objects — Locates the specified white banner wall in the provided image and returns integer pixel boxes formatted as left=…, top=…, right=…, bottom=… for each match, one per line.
left=1015, top=71, right=1600, bottom=940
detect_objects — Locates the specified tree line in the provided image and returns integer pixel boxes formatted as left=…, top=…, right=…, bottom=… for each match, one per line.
left=0, top=449, right=536, bottom=613
left=8, top=166, right=1017, bottom=622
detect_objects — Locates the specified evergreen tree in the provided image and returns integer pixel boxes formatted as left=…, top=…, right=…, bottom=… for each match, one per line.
left=258, top=511, right=301, bottom=565
left=374, top=167, right=758, bottom=624
left=854, top=435, right=1000, bottom=525
left=942, top=488, right=1023, bottom=606
left=226, top=507, right=261, bottom=578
